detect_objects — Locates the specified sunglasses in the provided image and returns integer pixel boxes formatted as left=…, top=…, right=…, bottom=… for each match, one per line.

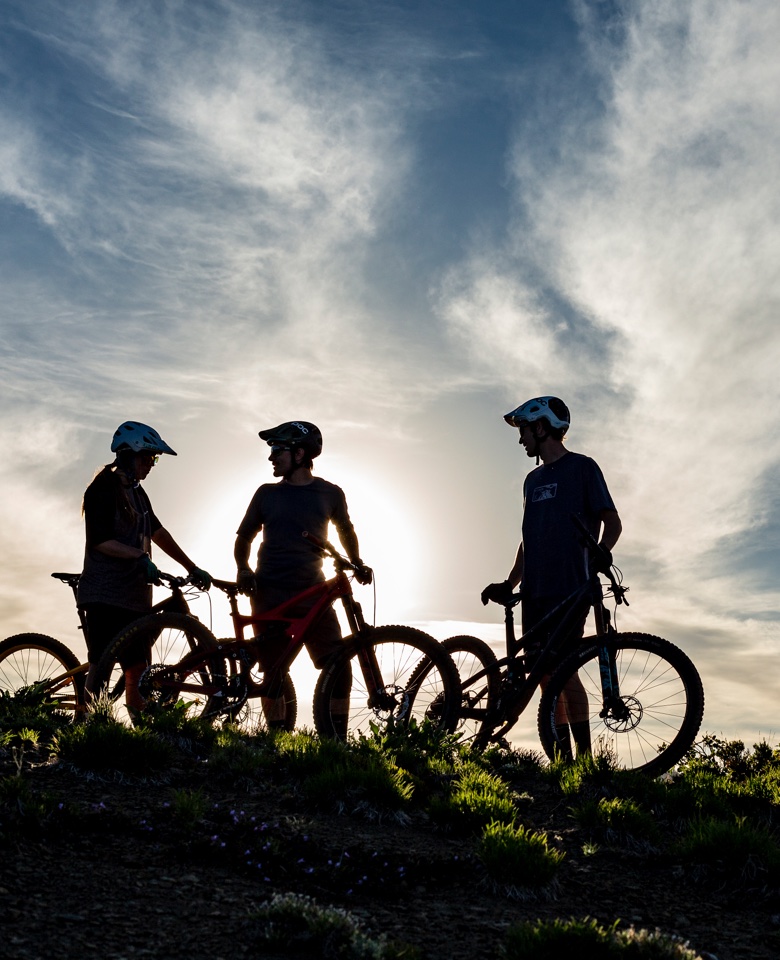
left=138, top=452, right=160, bottom=465
left=269, top=444, right=292, bottom=458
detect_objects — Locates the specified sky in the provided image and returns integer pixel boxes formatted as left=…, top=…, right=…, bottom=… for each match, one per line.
left=2, top=0, right=779, bottom=749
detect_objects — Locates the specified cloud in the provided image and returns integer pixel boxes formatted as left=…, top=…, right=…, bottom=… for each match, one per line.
left=438, top=1, right=780, bottom=598
left=0, top=2, right=445, bottom=421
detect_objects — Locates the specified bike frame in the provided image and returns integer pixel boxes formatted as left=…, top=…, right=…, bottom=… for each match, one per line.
left=462, top=569, right=622, bottom=740
left=165, top=550, right=389, bottom=710
left=210, top=566, right=365, bottom=684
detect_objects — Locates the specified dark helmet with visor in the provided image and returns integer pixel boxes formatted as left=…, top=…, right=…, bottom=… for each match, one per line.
left=259, top=421, right=323, bottom=458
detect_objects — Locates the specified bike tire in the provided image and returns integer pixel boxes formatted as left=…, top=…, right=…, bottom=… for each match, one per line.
left=537, top=632, right=704, bottom=777
left=93, top=613, right=225, bottom=725
left=0, top=633, right=85, bottom=716
left=313, top=625, right=461, bottom=741
left=408, top=635, right=500, bottom=744
left=221, top=652, right=298, bottom=734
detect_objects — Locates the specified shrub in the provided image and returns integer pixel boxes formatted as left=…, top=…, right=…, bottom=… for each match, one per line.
left=53, top=713, right=176, bottom=777
left=0, top=685, right=72, bottom=739
left=571, top=796, right=658, bottom=843
left=249, top=891, right=420, bottom=959
left=546, top=750, right=618, bottom=796
left=478, top=820, right=564, bottom=889
left=428, top=762, right=517, bottom=832
left=274, top=731, right=415, bottom=815
left=207, top=727, right=276, bottom=782
left=169, top=787, right=209, bottom=828
left=135, top=699, right=219, bottom=751
left=674, top=815, right=780, bottom=882
left=364, top=718, right=463, bottom=776
left=502, top=916, right=705, bottom=959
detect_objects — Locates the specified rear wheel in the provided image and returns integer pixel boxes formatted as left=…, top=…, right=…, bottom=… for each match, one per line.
left=408, top=635, right=500, bottom=744
left=221, top=651, right=297, bottom=734
left=313, top=626, right=461, bottom=741
left=0, top=633, right=85, bottom=717
left=93, top=613, right=226, bottom=725
left=537, top=632, right=704, bottom=777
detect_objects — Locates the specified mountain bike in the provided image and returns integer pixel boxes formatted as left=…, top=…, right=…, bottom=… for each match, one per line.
left=0, top=572, right=210, bottom=721
left=0, top=574, right=90, bottom=715
left=92, top=533, right=462, bottom=739
left=411, top=517, right=705, bottom=777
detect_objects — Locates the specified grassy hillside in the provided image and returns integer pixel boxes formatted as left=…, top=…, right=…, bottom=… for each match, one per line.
left=1, top=690, right=778, bottom=959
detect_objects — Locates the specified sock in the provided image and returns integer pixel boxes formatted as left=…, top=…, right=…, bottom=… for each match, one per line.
left=554, top=724, right=573, bottom=761
left=570, top=720, right=592, bottom=756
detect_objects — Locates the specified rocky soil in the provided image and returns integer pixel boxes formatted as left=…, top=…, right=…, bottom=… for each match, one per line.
left=1, top=751, right=778, bottom=960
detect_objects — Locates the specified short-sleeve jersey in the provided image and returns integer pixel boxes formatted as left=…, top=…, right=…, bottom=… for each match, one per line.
left=77, top=469, right=162, bottom=611
left=236, top=478, right=356, bottom=587
left=521, top=452, right=616, bottom=600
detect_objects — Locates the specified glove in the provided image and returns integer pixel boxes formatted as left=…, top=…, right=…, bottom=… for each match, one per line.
left=236, top=568, right=256, bottom=596
left=189, top=567, right=212, bottom=590
left=480, top=580, right=514, bottom=606
left=353, top=561, right=373, bottom=586
left=138, top=554, right=160, bottom=584
left=589, top=545, right=613, bottom=576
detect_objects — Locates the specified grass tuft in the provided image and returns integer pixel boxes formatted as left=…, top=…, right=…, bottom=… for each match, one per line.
left=428, top=761, right=517, bottom=832
left=571, top=796, right=658, bottom=844
left=478, top=819, right=564, bottom=889
left=502, top=916, right=706, bottom=959
left=249, top=891, right=420, bottom=959
left=53, top=713, right=176, bottom=777
left=674, top=815, right=780, bottom=882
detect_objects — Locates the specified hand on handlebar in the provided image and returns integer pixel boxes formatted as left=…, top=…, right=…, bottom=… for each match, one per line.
left=353, top=561, right=373, bottom=586
left=589, top=544, right=613, bottom=576
left=481, top=580, right=514, bottom=606
left=138, top=554, right=161, bottom=585
left=236, top=568, right=257, bottom=596
left=189, top=566, right=213, bottom=590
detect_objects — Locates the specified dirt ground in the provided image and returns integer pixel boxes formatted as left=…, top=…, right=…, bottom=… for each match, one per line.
left=1, top=756, right=778, bottom=960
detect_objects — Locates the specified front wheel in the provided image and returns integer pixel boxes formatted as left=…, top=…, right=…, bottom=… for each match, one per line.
left=537, top=632, right=704, bottom=777
left=93, top=613, right=225, bottom=725
left=0, top=633, right=85, bottom=717
left=313, top=626, right=461, bottom=741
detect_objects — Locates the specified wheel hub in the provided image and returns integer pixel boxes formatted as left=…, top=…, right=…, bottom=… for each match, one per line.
left=602, top=694, right=643, bottom=732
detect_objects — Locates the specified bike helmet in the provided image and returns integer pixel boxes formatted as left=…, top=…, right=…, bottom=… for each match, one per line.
left=259, top=421, right=323, bottom=458
left=110, top=421, right=177, bottom=456
left=504, top=397, right=570, bottom=435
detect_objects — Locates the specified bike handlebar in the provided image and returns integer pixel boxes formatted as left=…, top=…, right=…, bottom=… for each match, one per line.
left=301, top=531, right=373, bottom=584
left=155, top=571, right=197, bottom=589
left=302, top=530, right=355, bottom=569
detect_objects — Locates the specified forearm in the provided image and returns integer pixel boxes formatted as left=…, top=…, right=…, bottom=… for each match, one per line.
left=151, top=528, right=198, bottom=573
left=234, top=535, right=253, bottom=571
left=599, top=510, right=623, bottom=552
left=507, top=543, right=524, bottom=588
left=337, top=527, right=361, bottom=564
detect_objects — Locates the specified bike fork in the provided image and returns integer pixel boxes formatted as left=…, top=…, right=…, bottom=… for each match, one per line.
left=597, top=641, right=629, bottom=720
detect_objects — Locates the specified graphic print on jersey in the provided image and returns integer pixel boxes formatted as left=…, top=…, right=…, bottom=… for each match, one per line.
left=532, top=483, right=557, bottom=502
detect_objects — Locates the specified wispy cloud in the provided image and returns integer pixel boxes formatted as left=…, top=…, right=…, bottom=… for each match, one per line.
left=438, top=1, right=780, bottom=607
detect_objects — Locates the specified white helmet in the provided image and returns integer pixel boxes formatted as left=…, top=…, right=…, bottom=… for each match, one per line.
left=110, top=421, right=177, bottom=456
left=504, top=397, right=570, bottom=435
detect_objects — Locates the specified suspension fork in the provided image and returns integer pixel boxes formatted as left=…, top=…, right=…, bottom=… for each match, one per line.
left=593, top=586, right=621, bottom=704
